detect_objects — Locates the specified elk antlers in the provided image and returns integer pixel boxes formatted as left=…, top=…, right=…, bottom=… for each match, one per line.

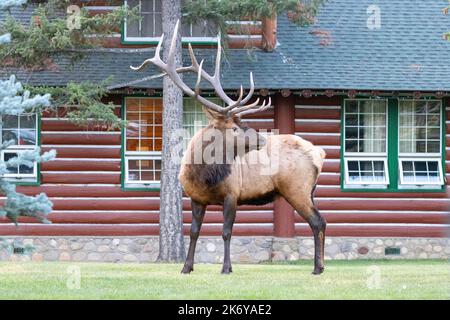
left=131, top=20, right=271, bottom=118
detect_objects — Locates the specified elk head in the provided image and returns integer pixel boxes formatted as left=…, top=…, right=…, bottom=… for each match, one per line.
left=131, top=20, right=271, bottom=161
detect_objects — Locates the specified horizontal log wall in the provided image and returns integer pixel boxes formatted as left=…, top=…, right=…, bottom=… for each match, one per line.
left=0, top=95, right=448, bottom=238
left=293, top=96, right=450, bottom=238
left=0, top=96, right=274, bottom=236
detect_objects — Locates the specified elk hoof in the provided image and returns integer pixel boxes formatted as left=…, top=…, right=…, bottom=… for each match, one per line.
left=181, top=265, right=193, bottom=274
left=312, top=267, right=324, bottom=275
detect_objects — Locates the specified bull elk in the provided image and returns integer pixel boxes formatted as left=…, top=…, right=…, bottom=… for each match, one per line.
left=131, top=21, right=327, bottom=275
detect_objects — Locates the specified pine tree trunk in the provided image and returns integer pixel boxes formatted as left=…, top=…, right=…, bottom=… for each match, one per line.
left=158, top=0, right=185, bottom=262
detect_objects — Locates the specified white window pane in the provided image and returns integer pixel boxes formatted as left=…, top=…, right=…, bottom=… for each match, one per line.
left=428, top=172, right=440, bottom=183
left=414, top=101, right=427, bottom=114
left=20, top=114, right=36, bottom=129
left=3, top=152, right=18, bottom=174
left=348, top=172, right=360, bottom=182
left=399, top=159, right=443, bottom=185
left=359, top=100, right=372, bottom=113
left=2, top=150, right=37, bottom=178
left=346, top=100, right=358, bottom=113
left=403, top=171, right=415, bottom=183
left=402, top=161, right=413, bottom=171
left=128, top=170, right=140, bottom=181
left=373, top=171, right=386, bottom=182
left=344, top=100, right=387, bottom=154
left=345, top=159, right=388, bottom=185
left=345, top=139, right=358, bottom=152
left=181, top=21, right=192, bottom=37
left=427, top=101, right=440, bottom=114
left=372, top=101, right=385, bottom=113
left=2, top=129, right=18, bottom=144
left=154, top=13, right=162, bottom=36
left=154, top=0, right=161, bottom=11
left=373, top=114, right=386, bottom=126
left=19, top=164, right=34, bottom=174
left=126, top=20, right=140, bottom=37
left=128, top=0, right=139, bottom=7
left=398, top=100, right=441, bottom=154
left=141, top=0, right=154, bottom=13
left=191, top=21, right=206, bottom=37
left=2, top=115, right=18, bottom=128
left=126, top=158, right=161, bottom=183
left=128, top=159, right=140, bottom=170
left=141, top=13, right=155, bottom=37
left=126, top=0, right=140, bottom=37
left=19, top=129, right=36, bottom=146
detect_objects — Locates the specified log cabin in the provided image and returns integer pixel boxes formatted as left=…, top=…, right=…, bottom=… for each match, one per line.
left=0, top=0, right=449, bottom=262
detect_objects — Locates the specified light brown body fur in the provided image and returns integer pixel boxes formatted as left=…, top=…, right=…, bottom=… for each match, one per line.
left=180, top=133, right=326, bottom=209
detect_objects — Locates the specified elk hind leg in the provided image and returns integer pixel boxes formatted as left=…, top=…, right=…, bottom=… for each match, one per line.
left=283, top=189, right=326, bottom=275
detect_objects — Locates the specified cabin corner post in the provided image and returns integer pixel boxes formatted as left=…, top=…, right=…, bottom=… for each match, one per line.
left=273, top=93, right=296, bottom=237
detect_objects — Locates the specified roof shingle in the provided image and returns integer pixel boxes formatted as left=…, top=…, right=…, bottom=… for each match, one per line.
left=2, top=0, right=450, bottom=91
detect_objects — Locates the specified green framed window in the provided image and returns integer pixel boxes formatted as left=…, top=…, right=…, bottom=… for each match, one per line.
left=341, top=98, right=445, bottom=191
left=0, top=113, right=39, bottom=183
left=343, top=99, right=389, bottom=188
left=397, top=100, right=444, bottom=188
left=122, top=96, right=213, bottom=190
left=123, top=0, right=218, bottom=44
left=123, top=97, right=163, bottom=189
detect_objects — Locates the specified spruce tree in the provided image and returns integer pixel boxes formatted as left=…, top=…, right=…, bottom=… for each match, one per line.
left=0, top=75, right=55, bottom=224
left=0, top=0, right=55, bottom=225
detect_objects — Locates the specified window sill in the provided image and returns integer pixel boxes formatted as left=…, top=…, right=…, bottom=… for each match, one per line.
left=6, top=179, right=40, bottom=186
left=122, top=183, right=161, bottom=192
left=340, top=186, right=446, bottom=193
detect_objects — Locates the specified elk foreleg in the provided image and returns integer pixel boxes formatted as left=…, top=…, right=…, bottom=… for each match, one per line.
left=221, top=196, right=237, bottom=274
left=181, top=199, right=206, bottom=274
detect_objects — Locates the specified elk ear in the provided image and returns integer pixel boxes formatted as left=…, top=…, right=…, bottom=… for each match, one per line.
left=202, top=106, right=225, bottom=122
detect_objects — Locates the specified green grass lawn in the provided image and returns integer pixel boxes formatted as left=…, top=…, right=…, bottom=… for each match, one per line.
left=0, top=260, right=448, bottom=299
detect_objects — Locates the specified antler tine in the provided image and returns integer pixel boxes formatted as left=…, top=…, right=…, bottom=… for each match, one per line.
left=130, top=34, right=165, bottom=71
left=214, top=33, right=222, bottom=79
left=130, top=34, right=164, bottom=71
left=167, top=20, right=180, bottom=66
left=235, top=97, right=272, bottom=118
left=223, top=85, right=244, bottom=111
left=130, top=59, right=152, bottom=71
left=229, top=97, right=261, bottom=116
left=185, top=34, right=256, bottom=109
left=195, top=59, right=204, bottom=97
left=240, top=72, right=255, bottom=105
left=187, top=43, right=200, bottom=69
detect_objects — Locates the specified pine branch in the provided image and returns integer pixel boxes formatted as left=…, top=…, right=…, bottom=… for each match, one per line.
left=0, top=75, right=55, bottom=224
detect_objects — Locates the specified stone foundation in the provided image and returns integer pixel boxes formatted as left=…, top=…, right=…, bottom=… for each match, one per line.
left=0, top=236, right=449, bottom=263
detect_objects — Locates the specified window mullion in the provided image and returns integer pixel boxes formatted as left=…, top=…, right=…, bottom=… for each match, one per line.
left=387, top=98, right=398, bottom=190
